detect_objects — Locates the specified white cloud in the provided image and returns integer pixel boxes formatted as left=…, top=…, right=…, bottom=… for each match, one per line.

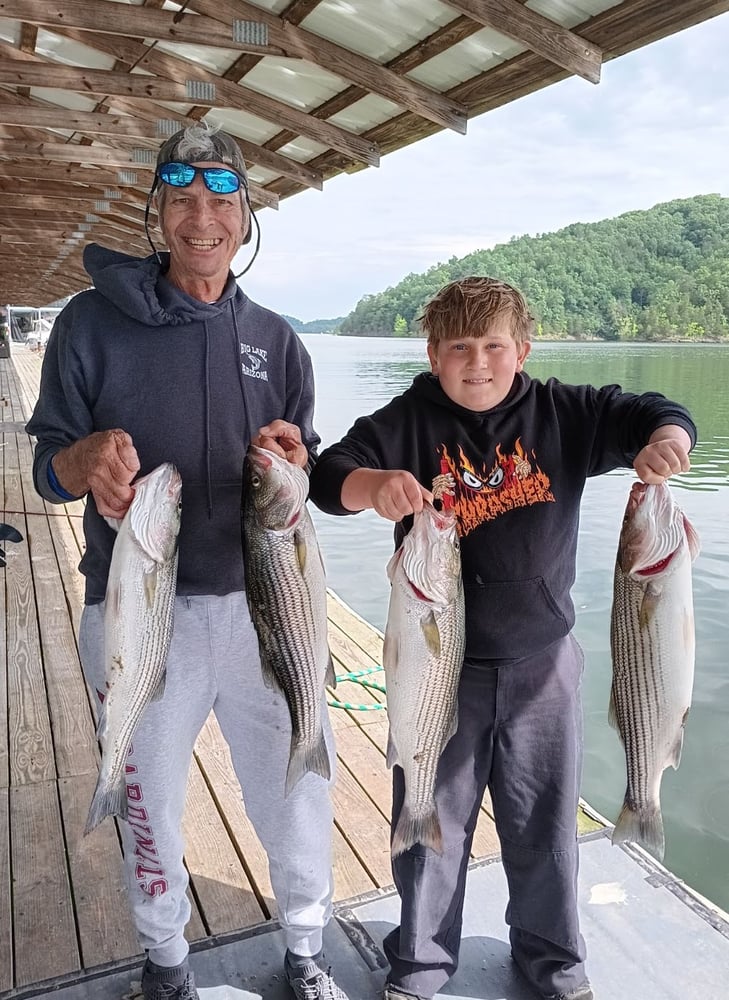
left=236, top=12, right=729, bottom=320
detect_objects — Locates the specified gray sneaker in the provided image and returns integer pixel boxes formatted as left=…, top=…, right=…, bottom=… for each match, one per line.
left=285, top=955, right=350, bottom=1000
left=544, top=986, right=594, bottom=1000
left=140, top=958, right=199, bottom=1000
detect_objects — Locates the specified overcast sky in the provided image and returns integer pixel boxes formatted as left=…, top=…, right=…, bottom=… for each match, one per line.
left=236, top=11, right=729, bottom=322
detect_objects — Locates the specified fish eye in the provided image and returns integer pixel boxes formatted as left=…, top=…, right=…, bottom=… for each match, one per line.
left=251, top=474, right=261, bottom=488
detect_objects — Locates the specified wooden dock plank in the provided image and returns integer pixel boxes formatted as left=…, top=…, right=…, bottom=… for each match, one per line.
left=28, top=506, right=98, bottom=779
left=330, top=762, right=393, bottom=889
left=0, top=509, right=8, bottom=792
left=0, top=788, right=11, bottom=993
left=11, top=780, right=79, bottom=986
left=193, top=716, right=276, bottom=916
left=183, top=758, right=267, bottom=937
left=5, top=509, right=56, bottom=787
left=59, top=774, right=142, bottom=968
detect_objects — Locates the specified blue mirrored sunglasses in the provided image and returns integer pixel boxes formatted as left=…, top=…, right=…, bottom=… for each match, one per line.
left=157, top=162, right=243, bottom=194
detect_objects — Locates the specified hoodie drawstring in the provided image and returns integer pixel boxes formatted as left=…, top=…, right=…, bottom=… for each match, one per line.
left=204, top=318, right=213, bottom=517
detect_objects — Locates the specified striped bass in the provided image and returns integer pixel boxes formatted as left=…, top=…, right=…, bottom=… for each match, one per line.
left=609, top=480, right=700, bottom=860
left=85, top=462, right=182, bottom=835
left=384, top=501, right=465, bottom=857
left=242, top=445, right=334, bottom=795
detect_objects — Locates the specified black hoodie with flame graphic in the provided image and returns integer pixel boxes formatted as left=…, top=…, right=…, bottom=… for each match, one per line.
left=308, top=371, right=696, bottom=662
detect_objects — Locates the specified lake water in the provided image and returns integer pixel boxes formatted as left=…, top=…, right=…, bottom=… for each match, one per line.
left=301, top=335, right=729, bottom=915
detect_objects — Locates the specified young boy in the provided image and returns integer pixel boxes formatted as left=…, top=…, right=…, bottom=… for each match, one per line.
left=307, top=276, right=695, bottom=1000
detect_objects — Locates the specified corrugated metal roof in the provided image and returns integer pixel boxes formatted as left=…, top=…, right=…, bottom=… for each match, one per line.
left=1, top=0, right=728, bottom=304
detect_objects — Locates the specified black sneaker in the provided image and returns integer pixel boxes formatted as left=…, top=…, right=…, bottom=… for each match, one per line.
left=285, top=953, right=350, bottom=1000
left=140, top=958, right=199, bottom=1000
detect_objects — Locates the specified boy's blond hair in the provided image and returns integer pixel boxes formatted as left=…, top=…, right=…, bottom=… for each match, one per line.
left=420, top=276, right=534, bottom=348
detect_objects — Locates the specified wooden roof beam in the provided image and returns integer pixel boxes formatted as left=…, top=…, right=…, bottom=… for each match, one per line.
left=442, top=0, right=602, bottom=84
left=50, top=27, right=380, bottom=166
left=0, top=83, right=324, bottom=190
left=187, top=0, right=467, bottom=133
left=2, top=0, right=287, bottom=56
left=0, top=135, right=278, bottom=210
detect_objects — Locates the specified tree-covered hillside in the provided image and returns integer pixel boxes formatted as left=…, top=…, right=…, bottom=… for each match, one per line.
left=283, top=315, right=345, bottom=334
left=339, top=195, right=729, bottom=341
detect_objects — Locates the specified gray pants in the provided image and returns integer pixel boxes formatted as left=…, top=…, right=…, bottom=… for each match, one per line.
left=383, top=634, right=587, bottom=999
left=80, top=592, right=336, bottom=968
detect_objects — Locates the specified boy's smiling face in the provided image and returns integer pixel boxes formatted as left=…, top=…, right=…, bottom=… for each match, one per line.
left=427, top=314, right=531, bottom=412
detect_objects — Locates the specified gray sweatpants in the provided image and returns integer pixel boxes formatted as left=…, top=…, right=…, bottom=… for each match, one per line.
left=383, top=633, right=587, bottom=999
left=80, top=592, right=336, bottom=968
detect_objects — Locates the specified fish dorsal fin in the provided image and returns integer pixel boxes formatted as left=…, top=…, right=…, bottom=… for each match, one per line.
left=420, top=609, right=441, bottom=658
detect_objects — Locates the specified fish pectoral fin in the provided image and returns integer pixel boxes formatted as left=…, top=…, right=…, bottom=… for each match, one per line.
left=106, top=579, right=122, bottom=619
left=294, top=529, right=308, bottom=577
left=420, top=610, right=441, bottom=658
left=638, top=583, right=662, bottom=628
left=143, top=565, right=158, bottom=609
left=382, top=631, right=398, bottom=671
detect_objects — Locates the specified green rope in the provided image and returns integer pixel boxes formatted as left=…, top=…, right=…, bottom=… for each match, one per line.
left=328, top=664, right=387, bottom=711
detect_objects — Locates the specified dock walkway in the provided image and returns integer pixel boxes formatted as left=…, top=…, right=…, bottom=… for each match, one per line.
left=1, top=347, right=515, bottom=997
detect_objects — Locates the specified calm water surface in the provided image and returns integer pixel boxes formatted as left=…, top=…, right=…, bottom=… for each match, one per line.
left=302, top=335, right=729, bottom=914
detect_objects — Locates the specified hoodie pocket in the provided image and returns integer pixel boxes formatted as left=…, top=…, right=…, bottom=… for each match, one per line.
left=464, top=576, right=570, bottom=660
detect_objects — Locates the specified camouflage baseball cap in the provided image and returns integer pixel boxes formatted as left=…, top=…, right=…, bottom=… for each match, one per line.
left=156, top=123, right=248, bottom=184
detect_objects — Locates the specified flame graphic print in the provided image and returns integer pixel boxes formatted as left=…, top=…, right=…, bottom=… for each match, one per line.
left=436, top=441, right=554, bottom=536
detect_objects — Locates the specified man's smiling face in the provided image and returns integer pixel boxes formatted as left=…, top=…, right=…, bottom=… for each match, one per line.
left=158, top=162, right=247, bottom=296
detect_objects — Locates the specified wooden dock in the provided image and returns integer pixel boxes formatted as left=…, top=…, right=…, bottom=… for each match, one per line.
left=0, top=346, right=598, bottom=998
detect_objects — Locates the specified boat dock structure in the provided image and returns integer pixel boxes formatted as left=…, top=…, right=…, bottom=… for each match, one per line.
left=2, top=345, right=729, bottom=1000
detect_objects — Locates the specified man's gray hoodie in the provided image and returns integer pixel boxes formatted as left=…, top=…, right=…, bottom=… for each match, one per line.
left=26, top=244, right=320, bottom=603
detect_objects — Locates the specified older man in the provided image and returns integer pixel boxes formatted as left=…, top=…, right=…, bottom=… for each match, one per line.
left=26, top=124, right=348, bottom=1000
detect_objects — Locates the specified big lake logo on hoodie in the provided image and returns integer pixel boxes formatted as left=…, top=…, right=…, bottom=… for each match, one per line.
left=241, top=342, right=269, bottom=381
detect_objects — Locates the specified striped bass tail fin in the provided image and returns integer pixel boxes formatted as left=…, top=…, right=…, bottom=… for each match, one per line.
left=612, top=799, right=665, bottom=861
left=284, top=732, right=331, bottom=796
left=84, top=771, right=128, bottom=836
left=391, top=804, right=443, bottom=858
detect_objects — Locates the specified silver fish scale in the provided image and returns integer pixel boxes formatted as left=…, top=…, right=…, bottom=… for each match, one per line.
left=103, top=556, right=177, bottom=765
left=385, top=557, right=465, bottom=850
left=609, top=528, right=695, bottom=859
left=611, top=567, right=673, bottom=809
left=85, top=463, right=180, bottom=837
left=244, top=506, right=329, bottom=750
